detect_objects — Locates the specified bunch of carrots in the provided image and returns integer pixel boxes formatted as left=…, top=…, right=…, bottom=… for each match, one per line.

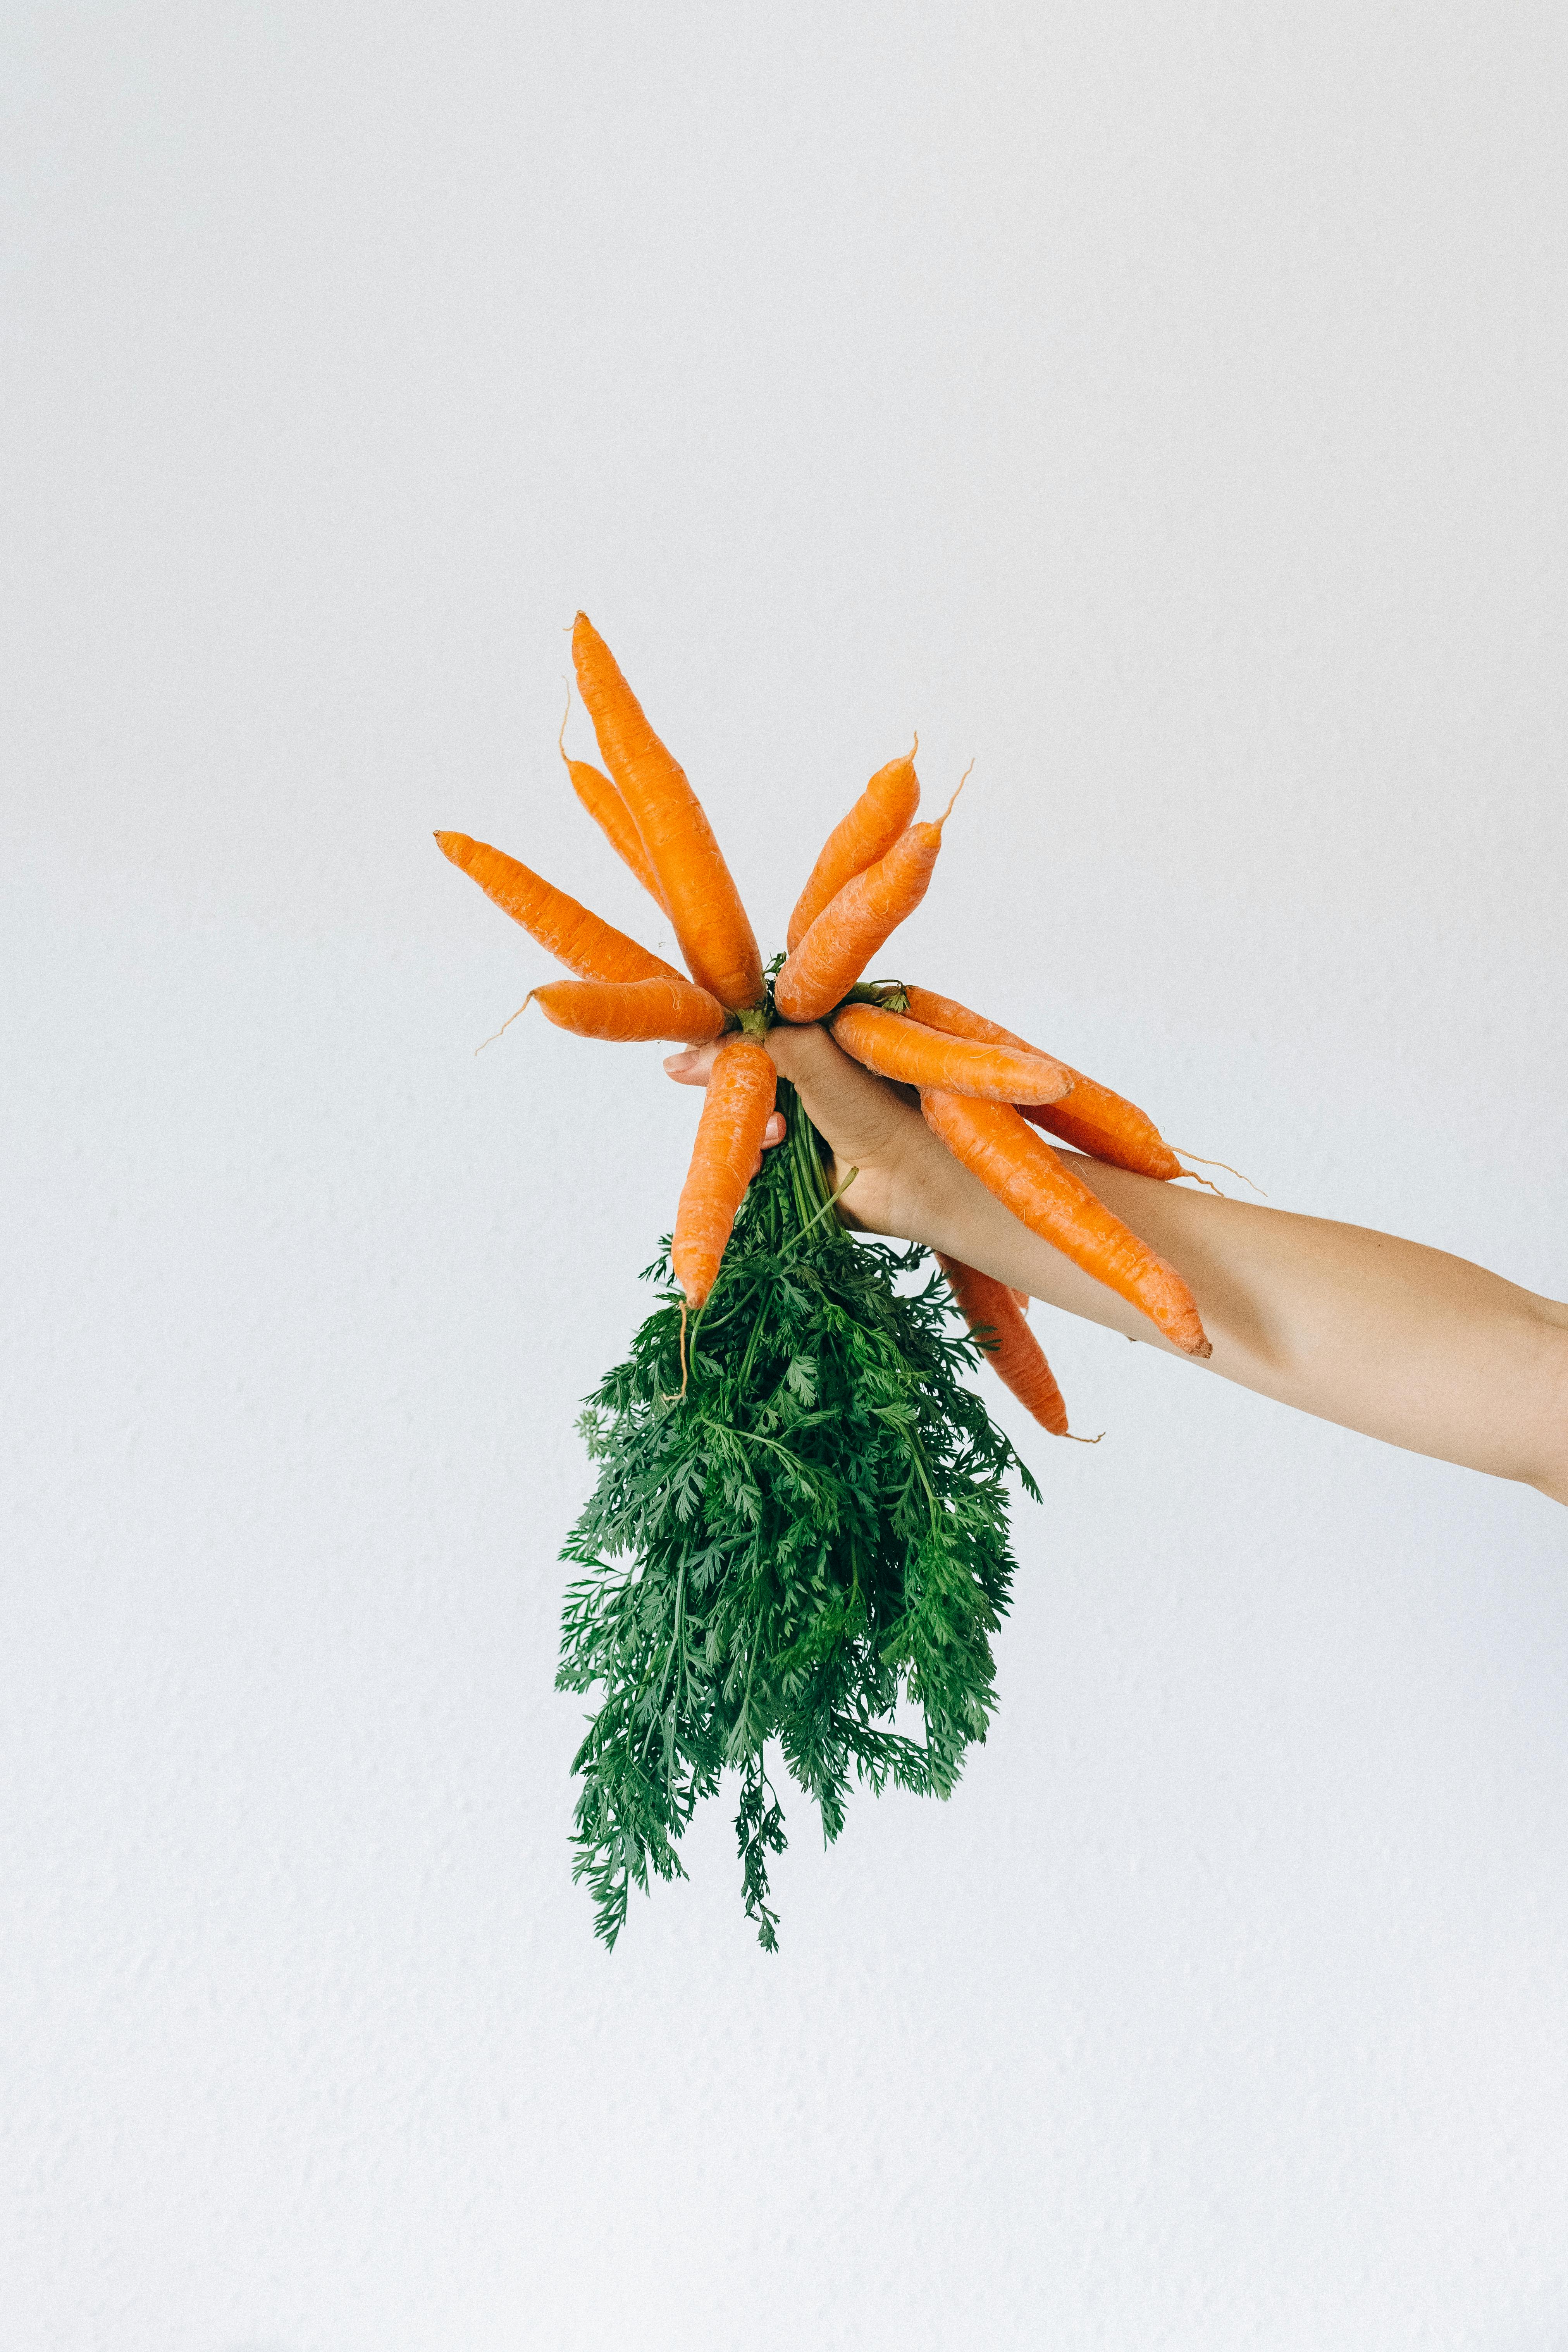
left=436, top=614, right=1210, bottom=1439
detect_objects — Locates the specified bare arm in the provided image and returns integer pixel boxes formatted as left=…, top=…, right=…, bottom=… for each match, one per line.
left=666, top=1025, right=1568, bottom=1505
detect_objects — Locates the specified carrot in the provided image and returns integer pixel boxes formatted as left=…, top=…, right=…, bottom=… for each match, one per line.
left=831, top=1002, right=1072, bottom=1104
left=935, top=1252, right=1069, bottom=1434
left=903, top=983, right=1183, bottom=1182
left=561, top=749, right=670, bottom=915
left=899, top=984, right=1034, bottom=1054
left=774, top=783, right=965, bottom=1024
left=672, top=1038, right=778, bottom=1307
left=529, top=976, right=729, bottom=1044
left=1017, top=1094, right=1185, bottom=1181
left=921, top=1089, right=1211, bottom=1356
left=786, top=751, right=920, bottom=951
left=571, top=614, right=764, bottom=1010
left=435, top=832, right=679, bottom=984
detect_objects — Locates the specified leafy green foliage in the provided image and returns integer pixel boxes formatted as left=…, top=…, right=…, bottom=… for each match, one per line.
left=556, top=1081, right=1040, bottom=1950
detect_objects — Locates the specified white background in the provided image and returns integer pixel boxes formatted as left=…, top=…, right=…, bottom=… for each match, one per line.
left=4, top=5, right=1567, bottom=2346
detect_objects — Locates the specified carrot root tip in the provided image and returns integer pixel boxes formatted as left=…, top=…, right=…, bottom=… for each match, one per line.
left=475, top=993, right=535, bottom=1055
left=936, top=761, right=974, bottom=827
left=1170, top=1147, right=1268, bottom=1198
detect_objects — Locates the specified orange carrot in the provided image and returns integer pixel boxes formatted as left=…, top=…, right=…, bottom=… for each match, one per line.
left=935, top=1252, right=1069, bottom=1434
left=1018, top=1093, right=1184, bottom=1181
left=672, top=1038, right=777, bottom=1307
left=530, top=976, right=728, bottom=1044
left=903, top=983, right=1183, bottom=1182
left=786, top=751, right=920, bottom=951
left=831, top=1003, right=1072, bottom=1103
left=571, top=615, right=763, bottom=1010
left=435, top=832, right=679, bottom=984
left=561, top=749, right=670, bottom=914
left=775, top=786, right=964, bottom=1023
left=900, top=984, right=1033, bottom=1054
left=922, top=1089, right=1211, bottom=1356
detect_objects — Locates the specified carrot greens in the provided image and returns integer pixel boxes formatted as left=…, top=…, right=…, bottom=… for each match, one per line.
left=556, top=1080, right=1037, bottom=1951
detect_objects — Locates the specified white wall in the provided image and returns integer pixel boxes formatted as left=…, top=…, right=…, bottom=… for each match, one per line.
left=4, top=5, right=1566, bottom=2346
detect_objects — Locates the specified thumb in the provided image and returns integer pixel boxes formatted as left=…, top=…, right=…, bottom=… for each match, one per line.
left=765, top=1021, right=923, bottom=1171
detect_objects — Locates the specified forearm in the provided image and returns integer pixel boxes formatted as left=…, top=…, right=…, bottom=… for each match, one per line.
left=902, top=1142, right=1568, bottom=1500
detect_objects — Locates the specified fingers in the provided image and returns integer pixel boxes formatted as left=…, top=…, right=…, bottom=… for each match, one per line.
left=664, top=1043, right=787, bottom=1161
left=750, top=1111, right=785, bottom=1170
left=664, top=1024, right=926, bottom=1198
left=663, top=1041, right=721, bottom=1088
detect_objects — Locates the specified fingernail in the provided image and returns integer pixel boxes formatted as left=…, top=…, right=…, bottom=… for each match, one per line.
left=663, top=1050, right=696, bottom=1072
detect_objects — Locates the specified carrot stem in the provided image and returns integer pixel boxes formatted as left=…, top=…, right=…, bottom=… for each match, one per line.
left=778, top=1165, right=859, bottom=1259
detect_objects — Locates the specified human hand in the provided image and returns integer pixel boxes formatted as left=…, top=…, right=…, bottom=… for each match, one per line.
left=661, top=1021, right=963, bottom=1243
left=669, top=1016, right=1568, bottom=1504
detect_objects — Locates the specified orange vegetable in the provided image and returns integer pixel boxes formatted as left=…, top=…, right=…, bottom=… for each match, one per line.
left=529, top=976, right=728, bottom=1044
left=903, top=983, right=1183, bottom=1181
left=935, top=1252, right=1069, bottom=1434
left=774, top=787, right=963, bottom=1023
left=900, top=983, right=1032, bottom=1054
left=921, top=1089, right=1211, bottom=1357
left=571, top=614, right=763, bottom=1009
left=831, top=1002, right=1072, bottom=1103
left=1019, top=1092, right=1184, bottom=1182
left=435, top=832, right=678, bottom=984
left=672, top=1038, right=778, bottom=1307
left=786, top=751, right=920, bottom=951
left=561, top=749, right=670, bottom=914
